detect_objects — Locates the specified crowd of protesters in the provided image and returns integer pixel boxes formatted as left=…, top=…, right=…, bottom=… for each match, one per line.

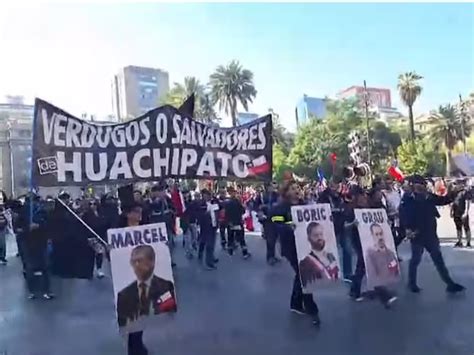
left=0, top=169, right=469, bottom=345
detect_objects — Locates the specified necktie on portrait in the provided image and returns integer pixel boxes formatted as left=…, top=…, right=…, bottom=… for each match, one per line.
left=139, top=283, right=149, bottom=316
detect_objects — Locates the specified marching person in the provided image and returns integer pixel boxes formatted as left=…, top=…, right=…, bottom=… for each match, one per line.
left=217, top=187, right=229, bottom=250
left=403, top=175, right=465, bottom=294
left=270, top=181, right=320, bottom=327
left=181, top=189, right=199, bottom=259
left=318, top=177, right=351, bottom=281
left=196, top=189, right=219, bottom=270
left=260, top=182, right=280, bottom=266
left=225, top=187, right=251, bottom=259
left=82, top=198, right=108, bottom=278
left=23, top=193, right=54, bottom=300
left=118, top=202, right=149, bottom=355
left=0, top=200, right=9, bottom=265
left=451, top=183, right=471, bottom=248
left=345, top=186, right=397, bottom=308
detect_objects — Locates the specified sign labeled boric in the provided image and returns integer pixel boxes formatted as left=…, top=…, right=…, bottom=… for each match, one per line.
left=31, top=99, right=273, bottom=187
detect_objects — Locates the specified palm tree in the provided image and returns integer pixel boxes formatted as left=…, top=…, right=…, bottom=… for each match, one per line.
left=162, top=77, right=219, bottom=123
left=428, top=104, right=462, bottom=175
left=209, top=60, right=257, bottom=126
left=397, top=71, right=423, bottom=141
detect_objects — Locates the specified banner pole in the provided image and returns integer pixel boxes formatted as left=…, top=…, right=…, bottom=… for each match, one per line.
left=56, top=198, right=109, bottom=246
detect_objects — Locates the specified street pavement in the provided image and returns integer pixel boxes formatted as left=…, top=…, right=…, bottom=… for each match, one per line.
left=1, top=216, right=474, bottom=355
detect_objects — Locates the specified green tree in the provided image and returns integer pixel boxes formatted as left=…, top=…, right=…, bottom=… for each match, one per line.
left=209, top=60, right=257, bottom=126
left=397, top=71, right=423, bottom=141
left=272, top=143, right=291, bottom=181
left=397, top=138, right=444, bottom=176
left=428, top=104, right=463, bottom=175
left=288, top=119, right=344, bottom=178
left=268, top=108, right=294, bottom=153
left=366, top=121, right=402, bottom=174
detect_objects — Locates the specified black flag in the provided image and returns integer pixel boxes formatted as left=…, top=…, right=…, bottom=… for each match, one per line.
left=178, top=93, right=195, bottom=117
left=49, top=199, right=96, bottom=279
left=118, top=184, right=134, bottom=210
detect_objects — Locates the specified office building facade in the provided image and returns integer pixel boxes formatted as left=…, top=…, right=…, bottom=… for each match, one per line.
left=0, top=96, right=34, bottom=196
left=112, top=65, right=170, bottom=121
left=295, top=95, right=328, bottom=127
left=337, top=86, right=392, bottom=108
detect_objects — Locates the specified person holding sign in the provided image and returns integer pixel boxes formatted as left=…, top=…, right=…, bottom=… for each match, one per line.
left=299, top=222, right=340, bottom=286
left=345, top=186, right=397, bottom=308
left=270, top=181, right=321, bottom=327
left=114, top=203, right=177, bottom=355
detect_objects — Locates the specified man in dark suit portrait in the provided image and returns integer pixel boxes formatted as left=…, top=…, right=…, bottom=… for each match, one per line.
left=117, top=244, right=177, bottom=328
left=299, top=222, right=340, bottom=287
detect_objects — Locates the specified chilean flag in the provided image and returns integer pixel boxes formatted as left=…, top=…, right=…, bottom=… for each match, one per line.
left=247, top=155, right=271, bottom=176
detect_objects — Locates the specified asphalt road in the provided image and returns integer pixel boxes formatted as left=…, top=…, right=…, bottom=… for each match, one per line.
left=1, top=218, right=473, bottom=355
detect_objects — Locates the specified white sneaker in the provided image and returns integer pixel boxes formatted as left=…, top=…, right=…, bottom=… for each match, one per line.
left=387, top=296, right=398, bottom=306
left=97, top=270, right=105, bottom=279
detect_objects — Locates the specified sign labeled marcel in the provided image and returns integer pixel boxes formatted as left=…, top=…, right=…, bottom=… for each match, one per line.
left=108, top=223, right=177, bottom=335
left=32, top=99, right=273, bottom=187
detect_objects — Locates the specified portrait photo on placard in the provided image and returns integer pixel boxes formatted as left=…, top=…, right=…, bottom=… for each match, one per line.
left=354, top=208, right=400, bottom=289
left=108, top=223, right=177, bottom=335
left=291, top=204, right=341, bottom=292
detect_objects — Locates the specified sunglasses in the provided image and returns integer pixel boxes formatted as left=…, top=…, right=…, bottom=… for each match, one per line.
left=89, top=202, right=97, bottom=206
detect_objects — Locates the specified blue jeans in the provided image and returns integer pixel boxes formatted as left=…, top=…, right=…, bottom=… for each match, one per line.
left=338, top=229, right=353, bottom=279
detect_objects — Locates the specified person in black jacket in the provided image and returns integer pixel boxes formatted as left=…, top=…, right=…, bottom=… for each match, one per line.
left=196, top=189, right=219, bottom=269
left=260, top=182, right=280, bottom=265
left=317, top=177, right=351, bottom=280
left=403, top=175, right=465, bottom=294
left=225, top=187, right=250, bottom=258
left=270, top=181, right=320, bottom=327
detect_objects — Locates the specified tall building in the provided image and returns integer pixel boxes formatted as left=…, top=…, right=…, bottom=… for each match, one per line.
left=0, top=96, right=34, bottom=196
left=237, top=112, right=259, bottom=125
left=112, top=65, right=169, bottom=121
left=295, top=95, right=328, bottom=127
left=337, top=85, right=392, bottom=108
left=337, top=85, right=402, bottom=124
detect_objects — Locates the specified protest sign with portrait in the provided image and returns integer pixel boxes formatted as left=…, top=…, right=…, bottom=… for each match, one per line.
left=354, top=208, right=400, bottom=289
left=291, top=204, right=341, bottom=293
left=108, top=222, right=177, bottom=335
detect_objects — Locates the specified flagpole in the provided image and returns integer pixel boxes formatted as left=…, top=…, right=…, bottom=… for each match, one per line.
left=56, top=198, right=109, bottom=246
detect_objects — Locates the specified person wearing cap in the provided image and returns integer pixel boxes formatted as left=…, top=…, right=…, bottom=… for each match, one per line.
left=224, top=186, right=251, bottom=259
left=270, top=180, right=321, bottom=327
left=404, top=174, right=465, bottom=294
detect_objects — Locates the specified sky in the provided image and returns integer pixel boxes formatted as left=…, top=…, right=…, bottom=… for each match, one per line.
left=0, top=3, right=473, bottom=131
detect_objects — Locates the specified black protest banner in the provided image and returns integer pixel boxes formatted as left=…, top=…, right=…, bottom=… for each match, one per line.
left=32, top=99, right=273, bottom=187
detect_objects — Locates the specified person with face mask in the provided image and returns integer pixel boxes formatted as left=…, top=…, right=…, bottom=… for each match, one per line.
left=270, top=181, right=320, bottom=327
left=404, top=175, right=465, bottom=294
